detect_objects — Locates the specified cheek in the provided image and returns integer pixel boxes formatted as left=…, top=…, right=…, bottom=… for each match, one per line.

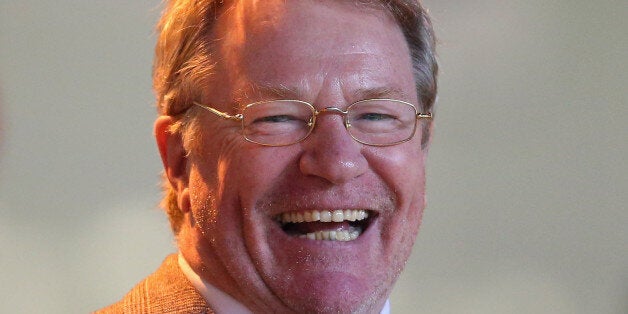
left=219, top=145, right=300, bottom=211
left=368, top=142, right=427, bottom=242
left=185, top=130, right=242, bottom=228
left=368, top=143, right=426, bottom=200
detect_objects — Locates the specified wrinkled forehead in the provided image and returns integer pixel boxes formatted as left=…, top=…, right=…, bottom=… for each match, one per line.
left=211, top=0, right=400, bottom=55
left=203, top=0, right=412, bottom=102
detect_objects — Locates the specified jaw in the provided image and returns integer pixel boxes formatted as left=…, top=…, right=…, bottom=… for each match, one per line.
left=233, top=170, right=425, bottom=313
left=186, top=170, right=426, bottom=313
left=242, top=208, right=408, bottom=314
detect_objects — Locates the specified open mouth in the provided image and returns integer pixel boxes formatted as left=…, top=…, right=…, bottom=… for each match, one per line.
left=276, top=209, right=374, bottom=242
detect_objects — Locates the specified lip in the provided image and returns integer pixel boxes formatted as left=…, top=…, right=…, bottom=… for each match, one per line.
left=267, top=209, right=379, bottom=247
left=274, top=209, right=371, bottom=223
left=259, top=210, right=383, bottom=281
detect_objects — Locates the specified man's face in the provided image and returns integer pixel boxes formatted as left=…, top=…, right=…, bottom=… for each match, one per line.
left=177, top=0, right=429, bottom=312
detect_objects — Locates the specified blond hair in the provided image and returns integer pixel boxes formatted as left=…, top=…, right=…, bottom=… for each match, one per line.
left=153, top=0, right=438, bottom=234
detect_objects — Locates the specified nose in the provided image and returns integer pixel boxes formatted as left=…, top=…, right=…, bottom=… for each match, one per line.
left=298, top=114, right=368, bottom=184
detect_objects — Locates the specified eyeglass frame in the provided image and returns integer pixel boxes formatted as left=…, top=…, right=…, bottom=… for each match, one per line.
left=192, top=98, right=432, bottom=147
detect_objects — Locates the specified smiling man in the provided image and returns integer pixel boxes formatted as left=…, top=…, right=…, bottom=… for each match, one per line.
left=98, top=0, right=437, bottom=313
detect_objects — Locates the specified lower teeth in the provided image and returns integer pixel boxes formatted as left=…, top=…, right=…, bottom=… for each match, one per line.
left=297, top=228, right=361, bottom=241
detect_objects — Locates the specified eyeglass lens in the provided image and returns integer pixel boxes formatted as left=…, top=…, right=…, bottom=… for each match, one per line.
left=241, top=99, right=418, bottom=146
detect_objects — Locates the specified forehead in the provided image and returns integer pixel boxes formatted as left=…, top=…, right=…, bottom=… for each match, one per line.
left=207, top=0, right=415, bottom=104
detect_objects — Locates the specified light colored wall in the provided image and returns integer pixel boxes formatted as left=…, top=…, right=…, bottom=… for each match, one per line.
left=0, top=1, right=626, bottom=313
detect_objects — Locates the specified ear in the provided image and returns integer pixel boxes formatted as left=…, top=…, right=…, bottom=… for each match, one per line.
left=155, top=116, right=190, bottom=212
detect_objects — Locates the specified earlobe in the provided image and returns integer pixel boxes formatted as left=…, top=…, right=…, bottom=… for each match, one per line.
left=155, top=116, right=189, bottom=192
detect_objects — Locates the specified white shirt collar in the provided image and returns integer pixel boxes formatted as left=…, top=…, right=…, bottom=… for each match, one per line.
left=178, top=253, right=252, bottom=314
left=178, top=252, right=391, bottom=314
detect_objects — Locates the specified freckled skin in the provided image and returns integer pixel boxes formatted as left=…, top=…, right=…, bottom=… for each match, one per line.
left=160, top=1, right=430, bottom=313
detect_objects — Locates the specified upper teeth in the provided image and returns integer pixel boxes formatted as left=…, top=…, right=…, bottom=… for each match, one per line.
left=279, top=209, right=369, bottom=224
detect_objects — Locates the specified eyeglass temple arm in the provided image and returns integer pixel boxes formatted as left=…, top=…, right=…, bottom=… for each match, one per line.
left=417, top=112, right=433, bottom=119
left=193, top=102, right=243, bottom=121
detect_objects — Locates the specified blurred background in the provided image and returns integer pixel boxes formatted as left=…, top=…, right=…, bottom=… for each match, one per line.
left=0, top=0, right=626, bottom=313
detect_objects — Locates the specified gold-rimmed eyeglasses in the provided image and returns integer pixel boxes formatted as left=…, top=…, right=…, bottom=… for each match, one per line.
left=193, top=99, right=432, bottom=147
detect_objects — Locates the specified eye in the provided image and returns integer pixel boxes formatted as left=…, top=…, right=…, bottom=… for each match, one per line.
left=253, top=115, right=296, bottom=123
left=356, top=112, right=396, bottom=121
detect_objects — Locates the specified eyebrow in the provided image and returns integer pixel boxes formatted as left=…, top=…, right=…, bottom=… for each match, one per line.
left=230, top=82, right=410, bottom=109
left=232, top=82, right=303, bottom=107
left=349, top=87, right=410, bottom=102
